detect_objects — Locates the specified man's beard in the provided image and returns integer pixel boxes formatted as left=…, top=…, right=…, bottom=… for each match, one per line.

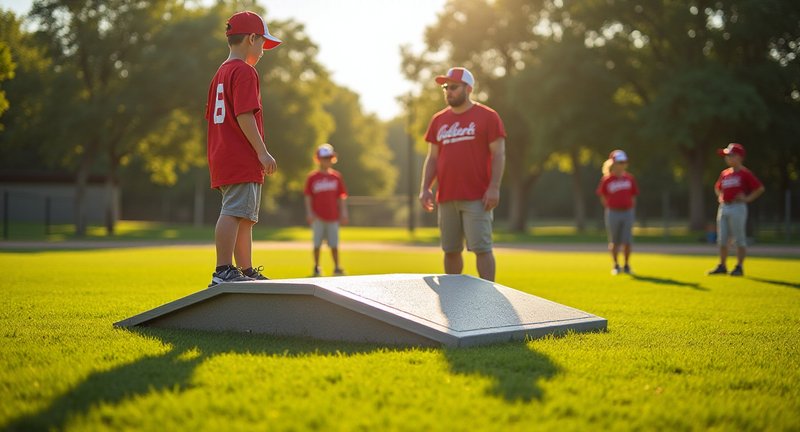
left=447, top=92, right=467, bottom=107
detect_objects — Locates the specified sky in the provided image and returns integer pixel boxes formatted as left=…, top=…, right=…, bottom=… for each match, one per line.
left=4, top=0, right=447, bottom=120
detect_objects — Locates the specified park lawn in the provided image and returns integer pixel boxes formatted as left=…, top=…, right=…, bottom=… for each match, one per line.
left=9, top=219, right=789, bottom=244
left=0, top=246, right=798, bottom=431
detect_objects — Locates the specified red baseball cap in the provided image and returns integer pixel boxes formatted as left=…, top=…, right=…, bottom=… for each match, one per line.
left=717, top=143, right=745, bottom=158
left=226, top=11, right=282, bottom=50
left=435, top=67, right=475, bottom=87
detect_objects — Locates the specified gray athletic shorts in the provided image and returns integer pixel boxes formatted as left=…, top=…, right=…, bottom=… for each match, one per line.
left=312, top=219, right=340, bottom=248
left=605, top=208, right=634, bottom=245
left=438, top=200, right=493, bottom=254
left=717, top=202, right=748, bottom=247
left=219, top=182, right=261, bottom=222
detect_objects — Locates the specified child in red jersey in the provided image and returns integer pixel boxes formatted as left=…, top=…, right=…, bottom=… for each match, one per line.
left=596, top=150, right=639, bottom=275
left=304, top=144, right=349, bottom=277
left=205, top=11, right=282, bottom=287
left=707, top=143, right=764, bottom=277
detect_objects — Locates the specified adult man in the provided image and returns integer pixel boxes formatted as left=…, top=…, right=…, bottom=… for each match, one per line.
left=419, top=67, right=507, bottom=281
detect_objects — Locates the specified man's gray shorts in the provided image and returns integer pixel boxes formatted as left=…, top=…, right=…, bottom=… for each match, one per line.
left=717, top=202, right=748, bottom=247
left=605, top=208, right=634, bottom=245
left=219, top=182, right=261, bottom=222
left=312, top=219, right=340, bottom=249
left=438, top=200, right=493, bottom=254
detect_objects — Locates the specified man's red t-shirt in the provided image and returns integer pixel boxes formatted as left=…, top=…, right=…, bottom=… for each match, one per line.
left=424, top=103, right=506, bottom=203
left=715, top=167, right=762, bottom=203
left=596, top=173, right=639, bottom=210
left=205, top=59, right=265, bottom=188
left=304, top=170, right=348, bottom=221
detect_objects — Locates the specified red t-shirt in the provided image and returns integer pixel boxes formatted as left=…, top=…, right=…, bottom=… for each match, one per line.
left=424, top=103, right=506, bottom=202
left=304, top=170, right=348, bottom=221
left=596, top=173, right=639, bottom=210
left=715, top=167, right=762, bottom=203
left=205, top=59, right=265, bottom=188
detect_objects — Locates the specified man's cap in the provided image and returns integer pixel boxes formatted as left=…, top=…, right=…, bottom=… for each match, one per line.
left=717, top=143, right=745, bottom=158
left=435, top=67, right=475, bottom=87
left=609, top=149, right=628, bottom=163
left=226, top=11, right=282, bottom=50
left=316, top=143, right=336, bottom=159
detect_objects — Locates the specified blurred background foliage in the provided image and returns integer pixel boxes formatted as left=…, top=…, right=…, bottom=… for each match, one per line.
left=0, top=0, right=798, bottom=236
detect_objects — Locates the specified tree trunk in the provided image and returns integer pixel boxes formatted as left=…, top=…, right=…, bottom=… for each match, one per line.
left=104, top=159, right=119, bottom=236
left=570, top=149, right=586, bottom=233
left=684, top=147, right=708, bottom=231
left=507, top=173, right=539, bottom=232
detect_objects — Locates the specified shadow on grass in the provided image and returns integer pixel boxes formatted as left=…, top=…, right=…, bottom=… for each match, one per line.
left=631, top=274, right=709, bottom=291
left=749, top=276, right=800, bottom=289
left=5, top=327, right=559, bottom=430
left=3, top=328, right=382, bottom=431
left=444, top=342, right=560, bottom=402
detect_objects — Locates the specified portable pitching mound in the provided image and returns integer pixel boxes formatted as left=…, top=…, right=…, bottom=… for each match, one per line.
left=114, top=274, right=606, bottom=347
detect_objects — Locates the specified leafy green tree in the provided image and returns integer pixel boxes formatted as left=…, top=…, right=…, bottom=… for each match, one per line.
left=0, top=12, right=15, bottom=130
left=511, top=33, right=626, bottom=231
left=403, top=0, right=553, bottom=231
left=565, top=0, right=798, bottom=230
left=323, top=85, right=397, bottom=196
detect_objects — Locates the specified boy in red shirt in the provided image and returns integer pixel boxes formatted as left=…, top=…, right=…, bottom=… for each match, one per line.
left=707, top=143, right=764, bottom=276
left=205, top=11, right=281, bottom=286
left=596, top=150, right=639, bottom=275
left=304, top=144, right=349, bottom=277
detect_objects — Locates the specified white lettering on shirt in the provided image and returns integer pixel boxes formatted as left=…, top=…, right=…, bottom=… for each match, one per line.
left=312, top=178, right=339, bottom=194
left=436, top=122, right=476, bottom=145
left=720, top=176, right=742, bottom=190
left=607, top=179, right=633, bottom=194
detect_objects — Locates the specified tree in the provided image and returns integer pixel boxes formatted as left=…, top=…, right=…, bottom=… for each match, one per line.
left=323, top=85, right=397, bottom=196
left=511, top=33, right=626, bottom=231
left=0, top=11, right=16, bottom=131
left=403, top=0, right=553, bottom=231
left=564, top=0, right=799, bottom=230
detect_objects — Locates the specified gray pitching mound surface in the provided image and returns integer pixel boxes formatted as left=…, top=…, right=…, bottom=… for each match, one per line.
left=114, top=274, right=606, bottom=347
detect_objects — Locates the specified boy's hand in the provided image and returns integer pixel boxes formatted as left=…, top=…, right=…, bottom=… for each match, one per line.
left=306, top=213, right=315, bottom=225
left=260, top=152, right=277, bottom=176
left=340, top=214, right=349, bottom=226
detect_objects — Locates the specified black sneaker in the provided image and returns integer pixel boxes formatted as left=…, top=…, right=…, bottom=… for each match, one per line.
left=243, top=265, right=269, bottom=280
left=623, top=264, right=632, bottom=275
left=333, top=268, right=345, bottom=276
left=611, top=264, right=621, bottom=275
left=209, top=266, right=252, bottom=287
left=707, top=264, right=728, bottom=275
left=729, top=265, right=744, bottom=277
left=311, top=266, right=321, bottom=277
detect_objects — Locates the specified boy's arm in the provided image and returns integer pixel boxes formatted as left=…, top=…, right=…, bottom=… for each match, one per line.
left=236, top=111, right=277, bottom=175
left=304, top=195, right=315, bottom=225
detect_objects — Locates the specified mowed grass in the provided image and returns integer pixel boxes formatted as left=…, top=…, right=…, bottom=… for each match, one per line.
left=0, top=245, right=798, bottom=431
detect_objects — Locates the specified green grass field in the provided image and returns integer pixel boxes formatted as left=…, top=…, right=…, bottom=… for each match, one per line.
left=1, top=242, right=798, bottom=431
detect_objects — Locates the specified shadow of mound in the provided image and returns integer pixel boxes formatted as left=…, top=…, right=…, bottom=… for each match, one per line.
left=444, top=342, right=560, bottom=402
left=5, top=327, right=561, bottom=430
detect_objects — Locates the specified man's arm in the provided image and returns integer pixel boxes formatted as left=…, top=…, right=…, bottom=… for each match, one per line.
left=482, top=137, right=506, bottom=211
left=418, top=143, right=438, bottom=212
left=236, top=111, right=277, bottom=175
